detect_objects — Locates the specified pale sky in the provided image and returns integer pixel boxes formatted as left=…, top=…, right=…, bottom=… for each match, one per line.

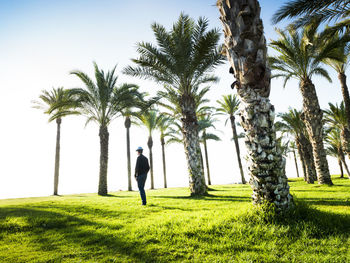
left=0, top=0, right=343, bottom=199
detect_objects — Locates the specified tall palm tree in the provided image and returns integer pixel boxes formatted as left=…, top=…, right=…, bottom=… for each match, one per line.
left=216, top=94, right=246, bottom=184
left=269, top=22, right=341, bottom=185
left=121, top=90, right=146, bottom=191
left=272, top=0, right=350, bottom=33
left=277, top=109, right=317, bottom=183
left=70, top=62, right=140, bottom=196
left=217, top=0, right=294, bottom=211
left=136, top=110, right=161, bottom=189
left=198, top=112, right=221, bottom=186
left=324, top=102, right=350, bottom=156
left=32, top=87, right=80, bottom=195
left=325, top=127, right=350, bottom=178
left=124, top=14, right=224, bottom=195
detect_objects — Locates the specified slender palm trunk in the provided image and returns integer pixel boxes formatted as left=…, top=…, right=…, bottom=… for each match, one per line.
left=53, top=118, right=61, bottom=196
left=230, top=115, right=245, bottom=184
left=218, top=0, right=293, bottom=211
left=300, top=79, right=332, bottom=185
left=161, top=137, right=167, bottom=188
left=339, top=72, right=350, bottom=130
left=125, top=117, right=132, bottom=191
left=338, top=158, right=344, bottom=178
left=180, top=94, right=206, bottom=195
left=203, top=131, right=211, bottom=185
left=292, top=149, right=300, bottom=178
left=98, top=125, right=109, bottom=196
left=148, top=135, right=154, bottom=189
left=296, top=139, right=307, bottom=181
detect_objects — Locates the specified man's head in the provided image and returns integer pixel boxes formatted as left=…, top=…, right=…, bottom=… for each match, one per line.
left=136, top=146, right=143, bottom=155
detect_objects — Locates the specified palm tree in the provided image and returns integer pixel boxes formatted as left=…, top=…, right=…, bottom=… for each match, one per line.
left=324, top=102, right=350, bottom=156
left=136, top=109, right=161, bottom=189
left=121, top=90, right=146, bottom=191
left=124, top=14, right=224, bottom=195
left=325, top=127, right=350, bottom=178
left=277, top=109, right=317, bottom=183
left=32, top=87, right=80, bottom=195
left=217, top=0, right=294, bottom=211
left=70, top=62, right=140, bottom=196
left=198, top=112, right=221, bottom=186
left=272, top=0, right=350, bottom=33
left=216, top=94, right=246, bottom=184
left=269, top=22, right=340, bottom=185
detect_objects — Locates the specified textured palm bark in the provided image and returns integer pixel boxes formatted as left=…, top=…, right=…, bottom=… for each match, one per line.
left=339, top=73, right=350, bottom=131
left=98, top=126, right=109, bottom=196
left=300, top=79, right=332, bottom=185
left=161, top=138, right=167, bottom=188
left=292, top=149, right=300, bottom=178
left=339, top=146, right=350, bottom=177
left=203, top=131, right=212, bottom=185
left=230, top=115, right=246, bottom=184
left=124, top=117, right=132, bottom=191
left=296, top=140, right=307, bottom=181
left=53, top=118, right=61, bottom=196
left=218, top=0, right=293, bottom=210
left=338, top=158, right=344, bottom=178
left=147, top=136, right=154, bottom=189
left=180, top=94, right=207, bottom=195
left=340, top=128, right=350, bottom=157
left=298, top=134, right=317, bottom=184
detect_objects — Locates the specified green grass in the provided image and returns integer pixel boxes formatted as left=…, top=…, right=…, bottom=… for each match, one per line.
left=0, top=177, right=349, bottom=262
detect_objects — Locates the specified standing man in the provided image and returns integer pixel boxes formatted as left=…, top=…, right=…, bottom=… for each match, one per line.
left=135, top=146, right=150, bottom=205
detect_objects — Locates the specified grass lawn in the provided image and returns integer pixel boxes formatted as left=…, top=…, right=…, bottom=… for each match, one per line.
left=0, top=177, right=349, bottom=262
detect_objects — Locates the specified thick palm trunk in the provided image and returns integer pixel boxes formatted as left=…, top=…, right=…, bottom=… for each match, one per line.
left=125, top=117, right=132, bottom=191
left=180, top=94, right=207, bottom=195
left=147, top=136, right=154, bottom=189
left=53, top=118, right=61, bottom=196
left=339, top=72, right=350, bottom=130
left=98, top=126, right=109, bottom=196
left=218, top=0, right=293, bottom=210
left=292, top=149, right=300, bottom=178
left=299, top=133, right=317, bottom=183
left=230, top=115, right=246, bottom=184
left=300, top=79, right=332, bottom=185
left=203, top=132, right=211, bottom=185
left=340, top=128, right=350, bottom=157
left=161, top=137, right=167, bottom=188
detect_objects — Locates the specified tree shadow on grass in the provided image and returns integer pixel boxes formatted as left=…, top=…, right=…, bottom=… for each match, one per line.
left=296, top=197, right=350, bottom=207
left=0, top=207, right=167, bottom=262
left=153, top=193, right=251, bottom=203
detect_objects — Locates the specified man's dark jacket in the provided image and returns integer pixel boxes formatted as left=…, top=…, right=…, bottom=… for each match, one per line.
left=135, top=154, right=150, bottom=177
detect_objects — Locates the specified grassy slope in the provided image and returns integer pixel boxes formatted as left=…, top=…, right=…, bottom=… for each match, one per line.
left=0, top=177, right=349, bottom=263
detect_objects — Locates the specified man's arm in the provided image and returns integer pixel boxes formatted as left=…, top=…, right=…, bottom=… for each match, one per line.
left=135, top=156, right=140, bottom=177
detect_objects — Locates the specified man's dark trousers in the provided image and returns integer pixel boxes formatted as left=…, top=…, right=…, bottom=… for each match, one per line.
left=137, top=173, right=147, bottom=205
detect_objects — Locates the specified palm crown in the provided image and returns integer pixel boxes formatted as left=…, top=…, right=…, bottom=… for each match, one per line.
left=32, top=87, right=80, bottom=122
left=123, top=13, right=223, bottom=96
left=70, top=62, right=140, bottom=127
left=269, top=22, right=344, bottom=86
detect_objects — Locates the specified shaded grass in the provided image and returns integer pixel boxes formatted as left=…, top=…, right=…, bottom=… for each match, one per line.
left=0, top=177, right=349, bottom=262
